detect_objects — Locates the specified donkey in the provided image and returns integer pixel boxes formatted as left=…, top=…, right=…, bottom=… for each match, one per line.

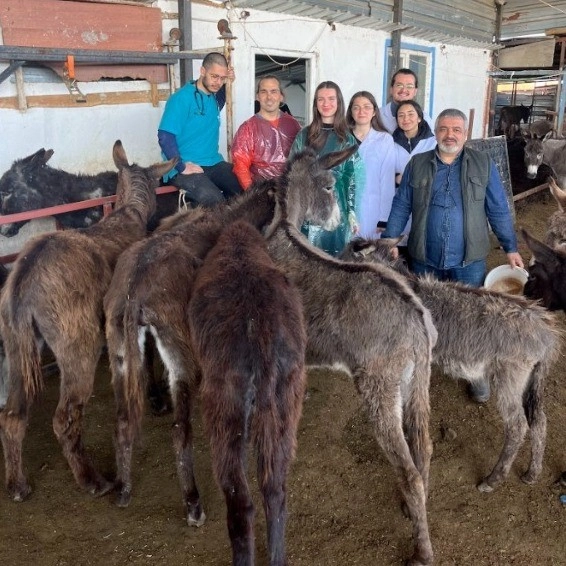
left=264, top=187, right=437, bottom=564
left=0, top=148, right=179, bottom=237
left=0, top=148, right=117, bottom=237
left=523, top=228, right=566, bottom=311
left=0, top=141, right=176, bottom=501
left=498, top=104, right=532, bottom=139
left=341, top=237, right=560, bottom=491
left=541, top=178, right=566, bottom=250
left=524, top=132, right=566, bottom=187
left=189, top=220, right=306, bottom=566
left=103, top=147, right=352, bottom=526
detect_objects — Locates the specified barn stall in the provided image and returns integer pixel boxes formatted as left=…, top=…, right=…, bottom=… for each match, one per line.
left=1, top=1, right=566, bottom=565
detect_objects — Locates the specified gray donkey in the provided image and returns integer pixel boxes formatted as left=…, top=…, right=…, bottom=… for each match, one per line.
left=264, top=181, right=438, bottom=564
left=341, top=237, right=560, bottom=492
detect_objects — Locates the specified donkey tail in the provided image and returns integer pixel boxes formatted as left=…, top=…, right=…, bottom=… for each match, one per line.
left=0, top=294, right=43, bottom=405
left=122, top=302, right=146, bottom=435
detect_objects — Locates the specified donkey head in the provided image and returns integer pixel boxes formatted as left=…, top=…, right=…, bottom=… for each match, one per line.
left=522, top=228, right=566, bottom=311
left=0, top=148, right=56, bottom=236
left=112, top=140, right=177, bottom=220
left=523, top=136, right=545, bottom=179
left=278, top=145, right=357, bottom=230
left=339, top=236, right=409, bottom=274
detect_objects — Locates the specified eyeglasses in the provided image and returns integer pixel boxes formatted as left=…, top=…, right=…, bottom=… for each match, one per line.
left=208, top=73, right=228, bottom=83
left=394, top=83, right=416, bottom=91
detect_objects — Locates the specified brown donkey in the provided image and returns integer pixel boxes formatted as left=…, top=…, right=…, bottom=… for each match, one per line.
left=0, top=141, right=176, bottom=501
left=189, top=220, right=306, bottom=566
left=103, top=147, right=353, bottom=526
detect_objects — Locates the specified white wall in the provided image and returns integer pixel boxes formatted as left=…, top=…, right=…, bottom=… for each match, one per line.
left=0, top=1, right=490, bottom=175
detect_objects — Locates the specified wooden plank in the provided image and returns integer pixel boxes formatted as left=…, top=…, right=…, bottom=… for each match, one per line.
left=498, top=39, right=555, bottom=68
left=0, top=0, right=166, bottom=82
left=0, top=88, right=171, bottom=109
left=513, top=183, right=549, bottom=202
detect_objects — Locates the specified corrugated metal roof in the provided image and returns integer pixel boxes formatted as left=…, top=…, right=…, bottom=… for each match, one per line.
left=501, top=0, right=566, bottom=40
left=231, top=0, right=566, bottom=46
left=230, top=0, right=500, bottom=47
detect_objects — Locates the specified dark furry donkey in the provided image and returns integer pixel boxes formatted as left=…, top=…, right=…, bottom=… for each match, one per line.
left=0, top=148, right=117, bottom=236
left=103, top=147, right=349, bottom=527
left=0, top=148, right=179, bottom=237
left=189, top=220, right=306, bottom=566
left=0, top=141, right=176, bottom=501
left=341, top=237, right=560, bottom=492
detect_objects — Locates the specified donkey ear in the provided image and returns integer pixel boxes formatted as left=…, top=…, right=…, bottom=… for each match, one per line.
left=317, top=145, right=358, bottom=170
left=112, top=140, right=130, bottom=169
left=543, top=130, right=553, bottom=141
left=521, top=228, right=561, bottom=267
left=27, top=148, right=53, bottom=167
left=148, top=157, right=178, bottom=181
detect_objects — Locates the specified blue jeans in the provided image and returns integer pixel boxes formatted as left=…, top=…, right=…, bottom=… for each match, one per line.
left=411, top=258, right=486, bottom=287
left=172, top=161, right=242, bottom=208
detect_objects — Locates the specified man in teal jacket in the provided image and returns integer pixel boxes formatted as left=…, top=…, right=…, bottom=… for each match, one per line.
left=158, top=52, right=242, bottom=207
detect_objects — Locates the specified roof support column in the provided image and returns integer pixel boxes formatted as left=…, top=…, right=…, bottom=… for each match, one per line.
left=389, top=0, right=403, bottom=82
left=178, top=0, right=193, bottom=85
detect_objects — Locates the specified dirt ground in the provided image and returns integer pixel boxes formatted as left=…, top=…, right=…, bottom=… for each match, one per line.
left=1, top=194, right=565, bottom=566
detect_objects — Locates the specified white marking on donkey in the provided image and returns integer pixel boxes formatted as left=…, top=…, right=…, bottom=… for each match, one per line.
left=341, top=237, right=560, bottom=492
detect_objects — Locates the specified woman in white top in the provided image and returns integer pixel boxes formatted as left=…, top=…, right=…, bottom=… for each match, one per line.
left=346, top=91, right=396, bottom=239
left=393, top=100, right=436, bottom=184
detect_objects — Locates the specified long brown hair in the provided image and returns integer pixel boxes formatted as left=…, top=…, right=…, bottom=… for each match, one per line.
left=306, top=81, right=350, bottom=150
left=346, top=91, right=387, bottom=133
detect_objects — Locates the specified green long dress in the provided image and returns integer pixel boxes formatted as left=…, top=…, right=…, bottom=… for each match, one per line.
left=290, top=125, right=362, bottom=256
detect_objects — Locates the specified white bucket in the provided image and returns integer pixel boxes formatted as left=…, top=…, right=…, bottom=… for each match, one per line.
left=483, top=265, right=529, bottom=295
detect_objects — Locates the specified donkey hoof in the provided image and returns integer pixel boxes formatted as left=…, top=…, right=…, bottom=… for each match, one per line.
left=405, top=551, right=433, bottom=566
left=520, top=471, right=538, bottom=485
left=476, top=480, right=494, bottom=493
left=187, top=505, right=206, bottom=528
left=88, top=478, right=114, bottom=498
left=115, top=489, right=132, bottom=508
left=9, top=482, right=32, bottom=502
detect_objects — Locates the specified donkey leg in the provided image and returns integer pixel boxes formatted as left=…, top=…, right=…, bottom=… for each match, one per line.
left=521, top=364, right=547, bottom=485
left=0, top=404, right=32, bottom=501
left=0, top=339, right=35, bottom=501
left=478, top=371, right=529, bottom=492
left=354, top=367, right=433, bottom=566
left=204, top=388, right=255, bottom=566
left=170, top=378, right=204, bottom=526
left=107, top=325, right=145, bottom=507
left=52, top=352, right=113, bottom=497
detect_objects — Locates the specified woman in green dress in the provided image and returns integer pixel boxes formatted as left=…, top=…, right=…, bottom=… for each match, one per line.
left=290, top=81, right=362, bottom=256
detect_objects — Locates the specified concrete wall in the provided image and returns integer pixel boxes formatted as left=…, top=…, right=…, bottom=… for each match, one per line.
left=0, top=1, right=491, bottom=175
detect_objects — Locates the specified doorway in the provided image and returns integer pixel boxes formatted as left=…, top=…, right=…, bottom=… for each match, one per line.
left=254, top=54, right=308, bottom=125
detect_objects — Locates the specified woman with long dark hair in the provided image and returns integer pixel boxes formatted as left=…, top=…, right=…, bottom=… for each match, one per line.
left=290, top=81, right=362, bottom=255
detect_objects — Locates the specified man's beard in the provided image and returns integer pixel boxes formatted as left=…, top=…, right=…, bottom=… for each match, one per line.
left=437, top=141, right=461, bottom=154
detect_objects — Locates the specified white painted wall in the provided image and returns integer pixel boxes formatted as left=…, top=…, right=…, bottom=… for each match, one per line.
left=0, top=1, right=490, bottom=175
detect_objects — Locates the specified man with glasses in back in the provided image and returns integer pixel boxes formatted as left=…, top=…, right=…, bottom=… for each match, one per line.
left=380, top=68, right=434, bottom=134
left=158, top=52, right=243, bottom=207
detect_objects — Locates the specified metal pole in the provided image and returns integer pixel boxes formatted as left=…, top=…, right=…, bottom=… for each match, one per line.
left=178, top=0, right=193, bottom=85
left=218, top=19, right=236, bottom=160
